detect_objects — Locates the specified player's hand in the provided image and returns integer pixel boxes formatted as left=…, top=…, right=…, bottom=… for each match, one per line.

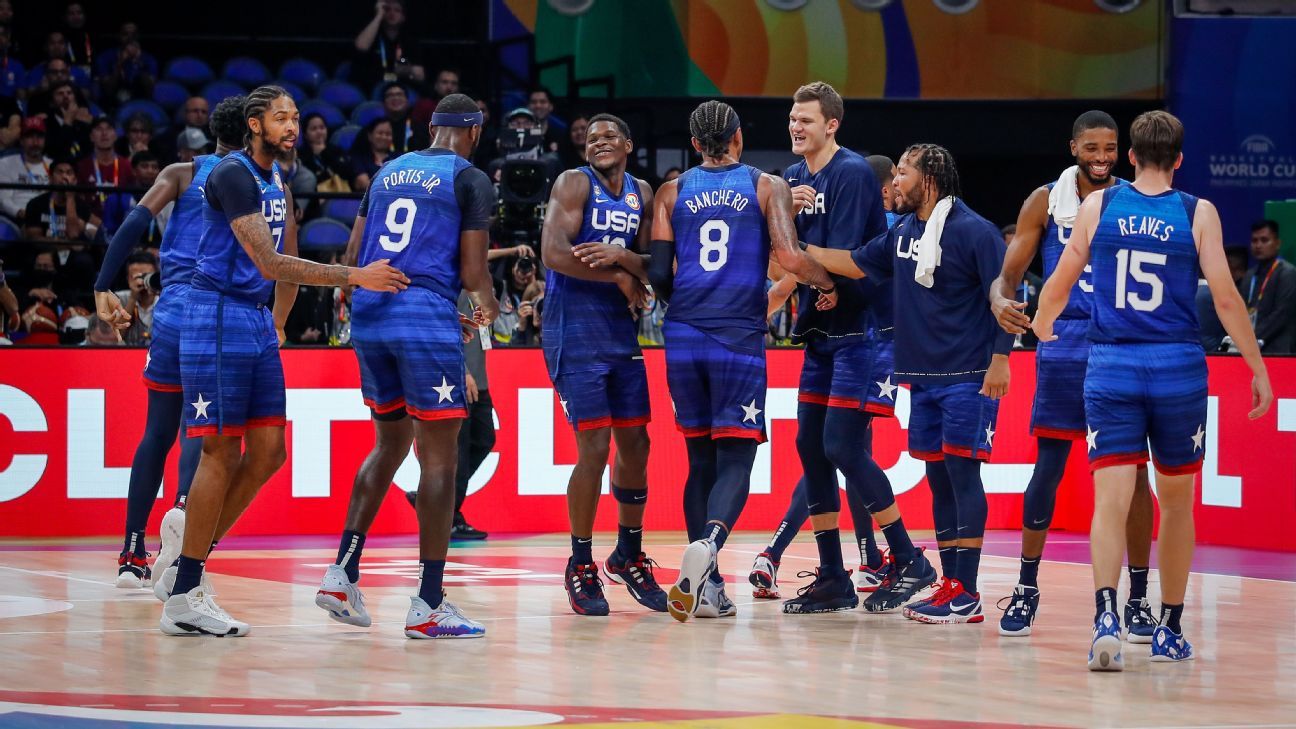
left=348, top=259, right=409, bottom=293
left=992, top=294, right=1031, bottom=335
left=94, top=290, right=131, bottom=329
left=1250, top=373, right=1273, bottom=420
left=458, top=313, right=477, bottom=343
left=614, top=271, right=649, bottom=311
left=1031, top=316, right=1057, bottom=343
left=471, top=295, right=499, bottom=327
left=814, top=287, right=837, bottom=311
left=571, top=242, right=626, bottom=269
left=790, top=184, right=817, bottom=214
left=276, top=327, right=287, bottom=346
left=980, top=354, right=1010, bottom=400
left=465, top=373, right=479, bottom=404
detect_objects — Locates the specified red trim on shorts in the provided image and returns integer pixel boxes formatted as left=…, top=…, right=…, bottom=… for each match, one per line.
left=575, top=416, right=614, bottom=432
left=909, top=449, right=944, bottom=462
left=186, top=424, right=242, bottom=438
left=943, top=443, right=991, bottom=462
left=408, top=405, right=468, bottom=421
left=827, top=396, right=862, bottom=410
left=611, top=415, right=651, bottom=429
left=863, top=403, right=895, bottom=418
left=141, top=375, right=183, bottom=393
left=245, top=416, right=287, bottom=429
left=1089, top=451, right=1150, bottom=471
left=1152, top=457, right=1204, bottom=476
left=798, top=392, right=830, bottom=406
left=711, top=426, right=767, bottom=444
left=677, top=424, right=711, bottom=438
left=363, top=396, right=407, bottom=415
left=1030, top=426, right=1086, bottom=440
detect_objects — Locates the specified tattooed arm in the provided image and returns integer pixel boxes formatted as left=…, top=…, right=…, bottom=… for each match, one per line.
left=230, top=212, right=408, bottom=291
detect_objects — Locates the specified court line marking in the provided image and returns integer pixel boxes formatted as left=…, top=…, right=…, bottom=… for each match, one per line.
left=0, top=565, right=118, bottom=587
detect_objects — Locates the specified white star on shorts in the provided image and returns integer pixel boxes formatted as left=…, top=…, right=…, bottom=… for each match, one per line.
left=191, top=394, right=211, bottom=420
left=741, top=399, right=762, bottom=424
left=984, top=425, right=995, bottom=448
left=876, top=376, right=897, bottom=401
left=1190, top=424, right=1205, bottom=452
left=1086, top=425, right=1099, bottom=453
left=433, top=377, right=457, bottom=403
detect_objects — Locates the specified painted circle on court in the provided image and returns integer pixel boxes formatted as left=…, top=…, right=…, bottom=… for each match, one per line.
left=0, top=595, right=73, bottom=619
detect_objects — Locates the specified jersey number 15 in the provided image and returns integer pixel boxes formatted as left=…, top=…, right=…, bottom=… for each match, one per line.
left=1113, top=248, right=1166, bottom=312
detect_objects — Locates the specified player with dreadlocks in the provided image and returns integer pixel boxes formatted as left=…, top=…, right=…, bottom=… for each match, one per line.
left=804, top=143, right=1012, bottom=624
left=158, top=85, right=408, bottom=636
left=649, top=100, right=838, bottom=622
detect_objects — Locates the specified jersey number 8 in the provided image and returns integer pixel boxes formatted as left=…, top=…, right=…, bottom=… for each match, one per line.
left=699, top=220, right=729, bottom=272
left=379, top=198, right=417, bottom=253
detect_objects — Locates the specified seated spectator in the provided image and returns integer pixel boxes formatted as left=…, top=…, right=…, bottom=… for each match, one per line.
left=661, top=166, right=682, bottom=184
left=560, top=114, right=587, bottom=170
left=0, top=103, right=17, bottom=152
left=1240, top=219, right=1296, bottom=354
left=43, top=80, right=92, bottom=160
left=38, top=31, right=71, bottom=70
left=82, top=310, right=124, bottom=345
left=348, top=116, right=393, bottom=191
left=471, top=97, right=497, bottom=168
left=61, top=3, right=91, bottom=71
left=299, top=113, right=351, bottom=193
left=0, top=117, right=50, bottom=222
left=382, top=82, right=413, bottom=155
left=0, top=263, right=18, bottom=343
left=283, top=279, right=335, bottom=345
left=26, top=58, right=74, bottom=119
left=491, top=255, right=543, bottom=346
left=176, top=96, right=210, bottom=151
left=276, top=148, right=316, bottom=222
left=95, top=22, right=157, bottom=106
left=408, top=67, right=458, bottom=149
left=352, top=0, right=425, bottom=88
left=527, top=86, right=563, bottom=153
left=102, top=150, right=160, bottom=239
left=24, top=158, right=100, bottom=254
left=78, top=116, right=135, bottom=203
left=19, top=249, right=70, bottom=336
left=115, top=112, right=164, bottom=160
left=175, top=127, right=210, bottom=163
left=1199, top=246, right=1248, bottom=352
left=0, top=25, right=26, bottom=98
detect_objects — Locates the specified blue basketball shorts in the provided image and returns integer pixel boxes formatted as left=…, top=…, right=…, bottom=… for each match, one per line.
left=908, top=381, right=999, bottom=462
left=141, top=282, right=189, bottom=392
left=798, top=330, right=897, bottom=417
left=548, top=355, right=651, bottom=431
left=664, top=320, right=767, bottom=442
left=1030, top=317, right=1090, bottom=440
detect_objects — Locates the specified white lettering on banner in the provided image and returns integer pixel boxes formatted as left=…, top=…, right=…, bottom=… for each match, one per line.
left=66, top=389, right=129, bottom=499
left=1201, top=397, right=1242, bottom=507
left=0, top=384, right=48, bottom=503
left=517, top=388, right=608, bottom=495
left=753, top=390, right=799, bottom=494
left=285, top=389, right=371, bottom=497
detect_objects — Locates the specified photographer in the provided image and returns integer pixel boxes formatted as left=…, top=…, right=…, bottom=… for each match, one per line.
left=113, top=251, right=158, bottom=345
left=487, top=108, right=562, bottom=183
left=492, top=256, right=544, bottom=346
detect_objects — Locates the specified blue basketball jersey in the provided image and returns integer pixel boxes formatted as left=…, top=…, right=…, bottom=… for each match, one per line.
left=355, top=150, right=470, bottom=305
left=668, top=164, right=769, bottom=353
left=1043, top=177, right=1127, bottom=320
left=193, top=152, right=288, bottom=304
left=1088, top=185, right=1201, bottom=344
left=159, top=153, right=220, bottom=288
left=543, top=166, right=644, bottom=373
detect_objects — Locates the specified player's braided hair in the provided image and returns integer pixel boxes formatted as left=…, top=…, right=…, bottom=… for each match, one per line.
left=903, top=143, right=961, bottom=200
left=689, top=100, right=738, bottom=160
left=210, top=94, right=247, bottom=149
left=243, top=85, right=291, bottom=148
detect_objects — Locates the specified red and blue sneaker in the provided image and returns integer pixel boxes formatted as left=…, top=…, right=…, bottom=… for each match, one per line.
left=782, top=568, right=859, bottom=614
left=748, top=551, right=781, bottom=599
left=115, top=551, right=152, bottom=589
left=1150, top=625, right=1194, bottom=663
left=906, top=578, right=983, bottom=624
left=404, top=595, right=485, bottom=639
left=603, top=552, right=667, bottom=612
left=565, top=558, right=609, bottom=616
left=864, top=548, right=937, bottom=613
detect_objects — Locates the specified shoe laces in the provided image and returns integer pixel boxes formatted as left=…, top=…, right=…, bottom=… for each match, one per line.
left=997, top=589, right=1033, bottom=619
left=874, top=553, right=899, bottom=592
left=793, top=570, right=823, bottom=598
left=571, top=563, right=605, bottom=597
left=927, top=577, right=959, bottom=606
left=624, top=553, right=661, bottom=587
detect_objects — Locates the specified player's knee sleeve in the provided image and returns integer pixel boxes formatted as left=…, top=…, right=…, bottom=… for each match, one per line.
left=825, top=409, right=894, bottom=513
left=1022, top=437, right=1071, bottom=530
left=945, top=455, right=988, bottom=540
left=611, top=483, right=646, bottom=505
left=796, top=402, right=839, bottom=515
left=926, top=460, right=958, bottom=540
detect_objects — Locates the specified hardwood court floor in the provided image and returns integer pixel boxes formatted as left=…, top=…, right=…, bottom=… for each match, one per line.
left=0, top=532, right=1293, bottom=728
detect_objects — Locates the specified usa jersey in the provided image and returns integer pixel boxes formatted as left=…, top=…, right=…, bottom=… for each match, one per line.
left=193, top=152, right=288, bottom=304
left=160, top=154, right=220, bottom=288
left=1044, top=178, right=1127, bottom=321
left=355, top=150, right=469, bottom=305
left=1088, top=186, right=1200, bottom=345
left=543, top=167, right=644, bottom=374
left=668, top=163, right=769, bottom=353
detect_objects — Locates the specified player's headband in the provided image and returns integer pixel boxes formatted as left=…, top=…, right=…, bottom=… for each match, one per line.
left=718, top=111, right=741, bottom=141
left=430, top=111, right=484, bottom=128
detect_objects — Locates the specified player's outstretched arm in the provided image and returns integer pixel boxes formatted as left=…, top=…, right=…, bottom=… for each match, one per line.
left=1197, top=199, right=1272, bottom=419
left=572, top=177, right=654, bottom=279
left=272, top=187, right=301, bottom=344
left=992, top=186, right=1048, bottom=334
left=230, top=212, right=408, bottom=292
left=1034, top=193, right=1096, bottom=343
left=763, top=174, right=836, bottom=306
left=461, top=228, right=499, bottom=326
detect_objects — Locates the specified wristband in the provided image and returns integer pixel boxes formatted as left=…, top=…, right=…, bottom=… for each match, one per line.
left=814, top=284, right=835, bottom=295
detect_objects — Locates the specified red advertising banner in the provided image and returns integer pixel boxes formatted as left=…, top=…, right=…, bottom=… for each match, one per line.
left=1, top=349, right=1294, bottom=549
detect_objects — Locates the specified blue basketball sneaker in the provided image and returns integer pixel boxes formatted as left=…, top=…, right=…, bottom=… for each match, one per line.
left=1124, top=597, right=1156, bottom=644
left=1150, top=625, right=1194, bottom=663
left=997, top=584, right=1041, bottom=636
left=782, top=568, right=858, bottom=614
left=1088, top=610, right=1124, bottom=671
left=907, top=578, right=983, bottom=624
left=863, top=548, right=938, bottom=613
left=603, top=552, right=668, bottom=612
left=564, top=558, right=609, bottom=616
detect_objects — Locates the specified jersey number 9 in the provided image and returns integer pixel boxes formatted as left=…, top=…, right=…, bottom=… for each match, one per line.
left=699, top=220, right=729, bottom=272
left=379, top=198, right=417, bottom=253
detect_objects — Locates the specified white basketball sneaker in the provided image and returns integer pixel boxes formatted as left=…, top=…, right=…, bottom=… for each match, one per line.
left=667, top=539, right=717, bottom=623
left=404, top=595, right=485, bottom=639
left=695, top=578, right=737, bottom=618
left=152, top=506, right=186, bottom=579
left=160, top=586, right=249, bottom=637
left=153, top=564, right=215, bottom=603
left=315, top=565, right=371, bottom=627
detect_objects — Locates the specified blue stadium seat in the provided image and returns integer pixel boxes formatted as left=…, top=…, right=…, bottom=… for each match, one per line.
left=70, top=66, right=90, bottom=89
left=322, top=198, right=361, bottom=226
left=278, top=58, right=325, bottom=93
left=201, top=80, right=246, bottom=110
left=298, top=218, right=352, bottom=250
left=350, top=101, right=385, bottom=128
left=334, top=60, right=352, bottom=81
left=299, top=100, right=345, bottom=130
left=274, top=81, right=307, bottom=105
left=152, top=80, right=190, bottom=111
left=328, top=124, right=361, bottom=151
left=317, top=80, right=364, bottom=113
left=115, top=100, right=169, bottom=134
left=164, top=56, right=215, bottom=88
left=24, top=66, right=44, bottom=89
left=222, top=57, right=271, bottom=88
left=0, top=217, right=20, bottom=241
left=370, top=81, right=418, bottom=104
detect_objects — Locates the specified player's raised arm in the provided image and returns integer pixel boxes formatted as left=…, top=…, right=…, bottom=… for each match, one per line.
left=762, top=173, right=836, bottom=309
left=992, top=186, right=1048, bottom=334
left=1196, top=198, right=1272, bottom=419
left=646, top=179, right=677, bottom=303
left=1034, top=192, right=1097, bottom=342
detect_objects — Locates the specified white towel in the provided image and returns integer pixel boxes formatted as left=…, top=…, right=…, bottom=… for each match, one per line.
left=914, top=196, right=955, bottom=289
left=1047, top=165, right=1080, bottom=229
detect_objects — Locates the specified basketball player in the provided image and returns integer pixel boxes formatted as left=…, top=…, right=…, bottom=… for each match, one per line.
left=314, top=93, right=498, bottom=638
left=1032, top=110, right=1271, bottom=669
left=865, top=154, right=898, bottom=228
left=159, top=86, right=408, bottom=636
left=535, top=114, right=669, bottom=616
left=93, top=95, right=250, bottom=589
left=805, top=144, right=1010, bottom=624
left=647, top=100, right=837, bottom=623
left=990, top=111, right=1157, bottom=639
